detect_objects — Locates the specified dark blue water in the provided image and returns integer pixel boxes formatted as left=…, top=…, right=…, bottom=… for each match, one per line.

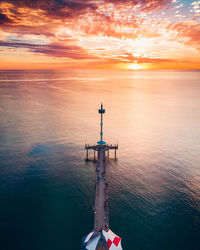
left=0, top=69, right=200, bottom=250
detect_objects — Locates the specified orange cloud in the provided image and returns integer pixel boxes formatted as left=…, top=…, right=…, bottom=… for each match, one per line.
left=0, top=0, right=200, bottom=69
left=169, top=21, right=200, bottom=51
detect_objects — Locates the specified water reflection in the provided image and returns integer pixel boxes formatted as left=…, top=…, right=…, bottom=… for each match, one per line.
left=0, top=69, right=200, bottom=250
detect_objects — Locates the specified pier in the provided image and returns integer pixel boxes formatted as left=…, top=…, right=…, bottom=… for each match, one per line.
left=85, top=104, right=118, bottom=231
left=82, top=104, right=122, bottom=250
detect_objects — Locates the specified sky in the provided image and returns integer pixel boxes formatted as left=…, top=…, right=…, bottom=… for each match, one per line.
left=0, top=0, right=200, bottom=70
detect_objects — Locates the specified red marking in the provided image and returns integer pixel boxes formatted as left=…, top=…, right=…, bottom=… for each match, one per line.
left=107, top=238, right=112, bottom=249
left=113, top=236, right=121, bottom=246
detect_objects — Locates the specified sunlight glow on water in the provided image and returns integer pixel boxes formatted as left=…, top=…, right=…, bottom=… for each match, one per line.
left=0, top=69, right=200, bottom=250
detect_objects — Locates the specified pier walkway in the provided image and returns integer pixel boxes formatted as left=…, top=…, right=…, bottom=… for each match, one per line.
left=94, top=147, right=109, bottom=230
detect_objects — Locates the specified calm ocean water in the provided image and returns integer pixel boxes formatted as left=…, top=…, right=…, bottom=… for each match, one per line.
left=0, top=69, right=200, bottom=250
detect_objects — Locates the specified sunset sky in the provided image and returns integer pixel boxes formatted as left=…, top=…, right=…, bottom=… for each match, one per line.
left=0, top=0, right=200, bottom=69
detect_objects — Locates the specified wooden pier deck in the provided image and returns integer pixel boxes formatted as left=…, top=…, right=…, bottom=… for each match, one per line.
left=85, top=143, right=118, bottom=232
left=94, top=148, right=109, bottom=230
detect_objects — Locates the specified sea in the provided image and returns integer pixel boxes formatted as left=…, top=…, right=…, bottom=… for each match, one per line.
left=0, top=69, right=200, bottom=250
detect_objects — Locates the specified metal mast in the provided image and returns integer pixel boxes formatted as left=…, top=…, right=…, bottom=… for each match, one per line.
left=98, top=103, right=106, bottom=145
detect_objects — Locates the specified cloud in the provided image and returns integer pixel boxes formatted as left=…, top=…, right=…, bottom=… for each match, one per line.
left=0, top=0, right=199, bottom=69
left=169, top=21, right=200, bottom=51
left=0, top=0, right=98, bottom=22
left=0, top=0, right=173, bottom=40
left=109, top=53, right=183, bottom=63
left=0, top=40, right=98, bottom=59
left=191, top=1, right=200, bottom=16
left=0, top=0, right=172, bottom=25
left=0, top=12, right=12, bottom=24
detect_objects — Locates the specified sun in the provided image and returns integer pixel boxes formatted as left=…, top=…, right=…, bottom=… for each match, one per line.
left=127, top=63, right=145, bottom=70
